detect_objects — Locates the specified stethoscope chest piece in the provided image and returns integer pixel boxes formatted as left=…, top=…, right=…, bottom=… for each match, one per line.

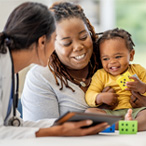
left=8, top=116, right=21, bottom=127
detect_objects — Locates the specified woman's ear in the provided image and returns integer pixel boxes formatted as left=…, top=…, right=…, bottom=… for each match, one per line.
left=38, top=35, right=47, bottom=50
left=130, top=49, right=135, bottom=61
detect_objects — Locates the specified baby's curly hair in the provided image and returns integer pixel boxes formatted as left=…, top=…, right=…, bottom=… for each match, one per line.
left=97, top=28, right=135, bottom=51
left=49, top=2, right=101, bottom=92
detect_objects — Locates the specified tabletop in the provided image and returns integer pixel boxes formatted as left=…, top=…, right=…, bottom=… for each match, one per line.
left=1, top=131, right=146, bottom=146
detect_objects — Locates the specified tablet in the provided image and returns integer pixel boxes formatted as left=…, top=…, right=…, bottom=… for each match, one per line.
left=54, top=111, right=123, bottom=127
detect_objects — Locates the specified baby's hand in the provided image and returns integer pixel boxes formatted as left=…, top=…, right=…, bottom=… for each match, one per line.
left=126, top=76, right=146, bottom=94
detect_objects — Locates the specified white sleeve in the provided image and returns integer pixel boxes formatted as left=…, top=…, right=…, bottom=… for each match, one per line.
left=0, top=126, right=38, bottom=139
left=0, top=119, right=55, bottom=139
left=21, top=66, right=59, bottom=121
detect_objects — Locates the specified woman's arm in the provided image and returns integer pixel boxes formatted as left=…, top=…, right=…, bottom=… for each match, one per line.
left=0, top=119, right=109, bottom=139
left=21, top=65, right=60, bottom=121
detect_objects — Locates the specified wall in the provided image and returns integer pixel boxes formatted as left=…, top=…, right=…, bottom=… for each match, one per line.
left=0, top=0, right=115, bottom=97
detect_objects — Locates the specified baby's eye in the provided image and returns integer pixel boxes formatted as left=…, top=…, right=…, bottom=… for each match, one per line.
left=102, top=58, right=109, bottom=61
left=117, top=56, right=121, bottom=58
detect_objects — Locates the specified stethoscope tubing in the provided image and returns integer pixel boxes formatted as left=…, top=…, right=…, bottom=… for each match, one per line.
left=4, top=49, right=20, bottom=126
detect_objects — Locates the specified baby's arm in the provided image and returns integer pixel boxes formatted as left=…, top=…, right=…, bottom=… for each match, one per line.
left=126, top=76, right=146, bottom=94
left=86, top=70, right=119, bottom=108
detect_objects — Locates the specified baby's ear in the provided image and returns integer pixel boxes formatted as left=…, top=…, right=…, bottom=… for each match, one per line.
left=130, top=49, right=135, bottom=61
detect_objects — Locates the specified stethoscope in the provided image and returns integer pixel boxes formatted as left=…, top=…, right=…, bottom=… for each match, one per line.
left=4, top=50, right=21, bottom=126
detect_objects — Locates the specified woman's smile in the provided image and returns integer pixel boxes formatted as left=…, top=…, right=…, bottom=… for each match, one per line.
left=73, top=53, right=86, bottom=60
left=55, top=17, right=93, bottom=69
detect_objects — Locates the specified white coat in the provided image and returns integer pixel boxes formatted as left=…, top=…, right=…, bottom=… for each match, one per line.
left=0, top=48, right=55, bottom=139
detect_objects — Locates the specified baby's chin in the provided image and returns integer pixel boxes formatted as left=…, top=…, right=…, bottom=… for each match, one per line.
left=108, top=71, right=121, bottom=76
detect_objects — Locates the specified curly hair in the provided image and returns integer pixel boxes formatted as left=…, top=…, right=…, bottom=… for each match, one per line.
left=49, top=2, right=101, bottom=92
left=97, top=28, right=135, bottom=51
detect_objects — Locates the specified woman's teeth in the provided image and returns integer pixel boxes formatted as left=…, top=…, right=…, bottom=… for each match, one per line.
left=75, top=54, right=85, bottom=60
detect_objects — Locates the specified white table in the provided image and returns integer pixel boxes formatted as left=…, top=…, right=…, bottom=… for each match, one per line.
left=1, top=131, right=146, bottom=146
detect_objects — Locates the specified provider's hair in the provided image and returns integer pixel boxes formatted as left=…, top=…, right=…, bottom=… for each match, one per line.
left=0, top=2, right=55, bottom=54
left=49, top=2, right=101, bottom=92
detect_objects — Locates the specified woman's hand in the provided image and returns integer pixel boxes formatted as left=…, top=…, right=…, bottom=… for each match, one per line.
left=98, top=86, right=118, bottom=110
left=36, top=120, right=109, bottom=137
left=96, top=92, right=119, bottom=107
left=130, top=90, right=146, bottom=108
left=102, top=86, right=115, bottom=93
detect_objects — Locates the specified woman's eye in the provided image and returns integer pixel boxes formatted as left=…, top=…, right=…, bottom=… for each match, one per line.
left=80, top=35, right=88, bottom=40
left=63, top=42, right=72, bottom=47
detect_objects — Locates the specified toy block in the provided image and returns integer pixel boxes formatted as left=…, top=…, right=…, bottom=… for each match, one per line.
left=119, top=120, right=137, bottom=134
left=116, top=71, right=135, bottom=90
left=101, top=124, right=115, bottom=133
left=132, top=74, right=138, bottom=79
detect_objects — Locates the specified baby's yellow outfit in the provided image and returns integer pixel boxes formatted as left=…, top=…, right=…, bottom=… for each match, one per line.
left=85, top=64, right=146, bottom=110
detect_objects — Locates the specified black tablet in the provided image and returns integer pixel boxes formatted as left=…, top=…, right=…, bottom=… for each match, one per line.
left=54, top=111, right=123, bottom=127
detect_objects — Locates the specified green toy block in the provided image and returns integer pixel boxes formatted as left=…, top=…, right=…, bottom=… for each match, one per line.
left=119, top=120, right=137, bottom=134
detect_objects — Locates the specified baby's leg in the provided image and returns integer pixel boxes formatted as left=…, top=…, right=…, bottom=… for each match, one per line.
left=115, top=109, right=133, bottom=130
left=135, top=109, right=146, bottom=131
left=85, top=108, right=106, bottom=114
left=125, top=109, right=133, bottom=121
left=125, top=109, right=146, bottom=131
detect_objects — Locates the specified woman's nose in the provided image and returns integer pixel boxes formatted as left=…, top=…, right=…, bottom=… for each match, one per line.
left=73, top=42, right=83, bottom=52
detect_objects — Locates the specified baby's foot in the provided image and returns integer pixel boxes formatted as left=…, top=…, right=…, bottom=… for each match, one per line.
left=125, top=109, right=133, bottom=121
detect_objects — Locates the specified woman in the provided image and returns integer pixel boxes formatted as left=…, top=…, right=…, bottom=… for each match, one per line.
left=22, top=2, right=105, bottom=120
left=0, top=2, right=108, bottom=139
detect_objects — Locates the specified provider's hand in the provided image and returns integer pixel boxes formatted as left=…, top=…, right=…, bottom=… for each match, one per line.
left=130, top=91, right=146, bottom=108
left=36, top=120, right=109, bottom=137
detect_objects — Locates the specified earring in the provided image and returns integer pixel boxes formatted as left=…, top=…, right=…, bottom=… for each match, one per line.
left=89, top=31, right=92, bottom=36
left=89, top=60, right=93, bottom=69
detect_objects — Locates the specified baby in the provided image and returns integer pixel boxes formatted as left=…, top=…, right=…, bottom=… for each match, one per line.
left=85, top=28, right=146, bottom=131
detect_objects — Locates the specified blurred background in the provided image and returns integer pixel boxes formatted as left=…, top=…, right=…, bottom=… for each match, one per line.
left=0, top=0, right=146, bottom=97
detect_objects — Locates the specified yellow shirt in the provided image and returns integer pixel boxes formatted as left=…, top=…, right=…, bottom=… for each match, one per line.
left=85, top=64, right=146, bottom=110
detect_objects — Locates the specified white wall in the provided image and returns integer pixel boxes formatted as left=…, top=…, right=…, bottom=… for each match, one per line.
left=100, top=0, right=115, bottom=32
left=0, top=0, right=115, bottom=97
left=0, top=0, right=55, bottom=31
